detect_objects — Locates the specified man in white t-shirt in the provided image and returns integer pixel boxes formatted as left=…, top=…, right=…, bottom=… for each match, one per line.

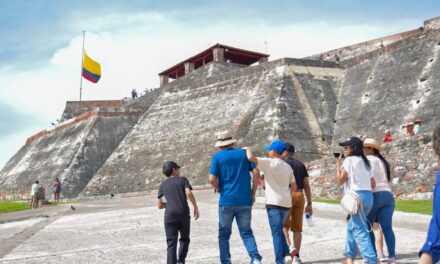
left=246, top=140, right=297, bottom=264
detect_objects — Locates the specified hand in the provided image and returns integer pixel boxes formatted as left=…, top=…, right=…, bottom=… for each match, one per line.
left=305, top=204, right=313, bottom=215
left=194, top=207, right=199, bottom=221
left=336, top=152, right=343, bottom=165
left=252, top=194, right=256, bottom=204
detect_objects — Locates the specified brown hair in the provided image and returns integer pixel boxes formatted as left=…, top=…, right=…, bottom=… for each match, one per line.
left=434, top=123, right=440, bottom=157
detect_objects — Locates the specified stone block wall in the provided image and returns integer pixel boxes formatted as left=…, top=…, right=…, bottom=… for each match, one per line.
left=80, top=60, right=344, bottom=197
left=307, top=133, right=439, bottom=199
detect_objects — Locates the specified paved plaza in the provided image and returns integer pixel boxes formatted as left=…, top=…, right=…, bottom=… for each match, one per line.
left=0, top=190, right=431, bottom=263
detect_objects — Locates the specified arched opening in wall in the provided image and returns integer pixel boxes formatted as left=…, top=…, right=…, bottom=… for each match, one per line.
left=322, top=99, right=325, bottom=102
left=419, top=77, right=428, bottom=82
left=416, top=99, right=420, bottom=104
left=437, top=42, right=440, bottom=46
left=426, top=88, right=431, bottom=93
left=321, top=137, right=326, bottom=142
left=429, top=58, right=434, bottom=62
left=334, top=120, right=337, bottom=123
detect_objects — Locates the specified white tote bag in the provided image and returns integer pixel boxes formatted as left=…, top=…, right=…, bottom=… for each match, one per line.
left=340, top=158, right=361, bottom=215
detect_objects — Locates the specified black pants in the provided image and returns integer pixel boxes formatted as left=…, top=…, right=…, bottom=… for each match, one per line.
left=165, top=218, right=190, bottom=264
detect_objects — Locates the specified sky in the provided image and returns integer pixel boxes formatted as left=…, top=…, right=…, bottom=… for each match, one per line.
left=0, top=0, right=439, bottom=168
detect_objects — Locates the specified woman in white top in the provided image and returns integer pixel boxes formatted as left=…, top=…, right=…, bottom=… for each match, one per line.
left=363, top=138, right=396, bottom=264
left=336, top=137, right=377, bottom=264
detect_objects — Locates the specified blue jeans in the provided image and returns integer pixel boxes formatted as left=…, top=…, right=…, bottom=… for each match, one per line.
left=218, top=206, right=261, bottom=264
left=267, top=207, right=290, bottom=264
left=367, top=191, right=396, bottom=258
left=345, top=191, right=377, bottom=264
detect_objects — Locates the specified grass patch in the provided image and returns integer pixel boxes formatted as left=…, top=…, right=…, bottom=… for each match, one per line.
left=314, top=199, right=433, bottom=215
left=0, top=201, right=29, bottom=213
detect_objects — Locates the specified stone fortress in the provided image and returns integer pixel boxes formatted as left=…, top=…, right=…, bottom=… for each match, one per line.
left=1, top=17, right=440, bottom=201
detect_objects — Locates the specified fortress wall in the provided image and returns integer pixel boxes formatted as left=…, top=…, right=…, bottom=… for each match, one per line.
left=333, top=29, right=440, bottom=148
left=80, top=61, right=344, bottom=197
left=61, top=100, right=126, bottom=121
left=0, top=112, right=141, bottom=200
left=307, top=133, right=438, bottom=199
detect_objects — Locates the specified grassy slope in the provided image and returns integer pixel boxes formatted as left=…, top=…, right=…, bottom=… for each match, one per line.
left=314, top=199, right=433, bottom=215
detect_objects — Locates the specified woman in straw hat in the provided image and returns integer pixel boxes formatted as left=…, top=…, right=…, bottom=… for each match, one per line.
left=363, top=138, right=396, bottom=264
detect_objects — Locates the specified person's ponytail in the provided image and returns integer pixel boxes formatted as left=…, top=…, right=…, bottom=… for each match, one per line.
left=375, top=150, right=391, bottom=181
left=360, top=153, right=371, bottom=170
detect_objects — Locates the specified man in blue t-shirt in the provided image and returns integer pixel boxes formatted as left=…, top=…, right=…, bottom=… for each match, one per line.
left=209, top=131, right=262, bottom=264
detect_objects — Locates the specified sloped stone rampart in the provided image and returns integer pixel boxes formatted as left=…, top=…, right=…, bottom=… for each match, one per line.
left=0, top=113, right=141, bottom=200
left=333, top=29, right=440, bottom=149
left=80, top=61, right=344, bottom=197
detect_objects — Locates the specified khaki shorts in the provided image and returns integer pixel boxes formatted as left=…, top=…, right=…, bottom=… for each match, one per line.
left=284, top=192, right=305, bottom=232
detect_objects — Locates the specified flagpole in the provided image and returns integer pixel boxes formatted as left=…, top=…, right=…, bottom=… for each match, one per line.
left=79, top=31, right=85, bottom=101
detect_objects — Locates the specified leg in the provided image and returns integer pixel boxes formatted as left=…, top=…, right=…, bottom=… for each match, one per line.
left=373, top=224, right=385, bottom=259
left=378, top=192, right=396, bottom=258
left=352, top=192, right=376, bottom=264
left=367, top=193, right=381, bottom=255
left=178, top=218, right=191, bottom=264
left=345, top=220, right=357, bottom=260
left=267, top=208, right=290, bottom=264
left=235, top=206, right=262, bottom=262
left=291, top=193, right=305, bottom=255
left=165, top=222, right=179, bottom=264
left=218, top=206, right=234, bottom=264
left=283, top=210, right=293, bottom=247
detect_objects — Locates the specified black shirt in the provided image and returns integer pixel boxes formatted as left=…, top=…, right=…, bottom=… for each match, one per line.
left=158, top=176, right=192, bottom=223
left=284, top=157, right=309, bottom=190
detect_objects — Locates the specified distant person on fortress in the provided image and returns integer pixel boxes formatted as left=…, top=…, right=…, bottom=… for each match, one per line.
left=414, top=120, right=424, bottom=135
left=335, top=54, right=340, bottom=65
left=383, top=130, right=392, bottom=143
left=30, top=180, right=39, bottom=209
left=419, top=124, right=440, bottom=264
left=336, top=137, right=377, bottom=264
left=282, top=142, right=313, bottom=264
left=53, top=177, right=61, bottom=202
left=157, top=161, right=199, bottom=264
left=319, top=54, right=324, bottom=64
left=246, top=140, right=297, bottom=264
left=325, top=53, right=332, bottom=61
left=209, top=131, right=262, bottom=264
left=406, top=122, right=415, bottom=137
left=363, top=138, right=397, bottom=264
left=131, top=89, right=138, bottom=100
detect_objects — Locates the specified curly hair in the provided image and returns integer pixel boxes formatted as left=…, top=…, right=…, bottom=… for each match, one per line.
left=434, top=123, right=440, bottom=157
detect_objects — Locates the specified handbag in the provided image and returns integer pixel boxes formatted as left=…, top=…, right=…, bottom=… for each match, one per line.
left=340, top=158, right=361, bottom=215
left=341, top=190, right=360, bottom=215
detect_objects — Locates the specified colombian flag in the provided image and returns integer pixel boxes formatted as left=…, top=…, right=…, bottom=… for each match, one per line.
left=82, top=52, right=101, bottom=83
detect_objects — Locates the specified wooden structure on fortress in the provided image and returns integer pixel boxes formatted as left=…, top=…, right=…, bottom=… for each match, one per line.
left=158, top=43, right=269, bottom=86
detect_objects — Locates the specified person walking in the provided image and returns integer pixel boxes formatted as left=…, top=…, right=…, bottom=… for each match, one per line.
left=336, top=137, right=377, bottom=264
left=53, top=177, right=61, bottom=202
left=30, top=180, right=39, bottom=209
left=158, top=161, right=199, bottom=264
left=363, top=138, right=396, bottom=263
left=246, top=140, right=297, bottom=264
left=209, top=131, right=262, bottom=264
left=282, top=143, right=313, bottom=264
left=419, top=124, right=440, bottom=264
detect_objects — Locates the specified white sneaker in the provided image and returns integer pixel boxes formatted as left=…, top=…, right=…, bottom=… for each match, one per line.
left=387, top=257, right=396, bottom=264
left=379, top=257, right=389, bottom=262
left=283, top=255, right=292, bottom=264
left=292, top=256, right=302, bottom=264
left=252, top=259, right=261, bottom=264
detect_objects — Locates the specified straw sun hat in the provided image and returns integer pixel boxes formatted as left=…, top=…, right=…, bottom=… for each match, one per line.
left=363, top=138, right=384, bottom=151
left=214, top=131, right=237, bottom=148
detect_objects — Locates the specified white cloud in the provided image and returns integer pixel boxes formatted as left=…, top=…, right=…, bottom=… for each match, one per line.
left=0, top=12, right=417, bottom=167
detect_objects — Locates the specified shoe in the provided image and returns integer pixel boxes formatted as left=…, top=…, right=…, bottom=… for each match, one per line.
left=292, top=256, right=302, bottom=264
left=284, top=255, right=292, bottom=264
left=289, top=246, right=299, bottom=258
left=387, top=257, right=396, bottom=264
left=252, top=259, right=261, bottom=264
left=379, top=257, right=388, bottom=262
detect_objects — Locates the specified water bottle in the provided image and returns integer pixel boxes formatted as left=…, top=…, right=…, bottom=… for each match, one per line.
left=305, top=213, right=313, bottom=227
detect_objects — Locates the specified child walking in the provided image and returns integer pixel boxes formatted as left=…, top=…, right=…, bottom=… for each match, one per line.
left=158, top=161, right=199, bottom=264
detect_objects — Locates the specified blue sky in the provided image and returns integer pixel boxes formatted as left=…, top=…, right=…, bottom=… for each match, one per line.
left=0, top=0, right=439, bottom=167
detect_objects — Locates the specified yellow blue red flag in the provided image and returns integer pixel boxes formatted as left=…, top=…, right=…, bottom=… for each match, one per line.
left=82, top=51, right=101, bottom=83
